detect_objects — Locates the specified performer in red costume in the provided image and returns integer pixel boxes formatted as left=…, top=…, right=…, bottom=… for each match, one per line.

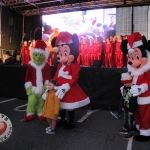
left=21, top=41, right=30, bottom=65
left=80, top=36, right=88, bottom=66
left=112, top=36, right=117, bottom=67
left=51, top=32, right=90, bottom=130
left=93, top=36, right=102, bottom=61
left=115, top=35, right=124, bottom=68
left=105, top=38, right=113, bottom=68
left=77, top=36, right=83, bottom=65
left=121, top=32, right=150, bottom=141
left=88, top=36, right=94, bottom=66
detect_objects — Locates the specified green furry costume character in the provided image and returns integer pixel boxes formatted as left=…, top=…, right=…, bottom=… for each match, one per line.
left=24, top=40, right=51, bottom=121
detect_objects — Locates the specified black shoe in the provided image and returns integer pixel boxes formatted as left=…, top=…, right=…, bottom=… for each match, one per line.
left=56, top=120, right=66, bottom=127
left=124, top=132, right=134, bottom=139
left=64, top=122, right=75, bottom=130
left=133, top=135, right=150, bottom=142
left=133, top=126, right=140, bottom=133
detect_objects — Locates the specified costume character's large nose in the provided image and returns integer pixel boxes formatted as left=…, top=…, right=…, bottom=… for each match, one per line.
left=128, top=61, right=132, bottom=65
left=57, top=57, right=60, bottom=60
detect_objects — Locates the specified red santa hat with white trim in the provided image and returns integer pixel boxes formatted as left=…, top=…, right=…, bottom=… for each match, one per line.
left=127, top=32, right=143, bottom=54
left=52, top=32, right=73, bottom=50
left=121, top=32, right=150, bottom=57
left=120, top=72, right=133, bottom=84
left=31, top=40, right=49, bottom=58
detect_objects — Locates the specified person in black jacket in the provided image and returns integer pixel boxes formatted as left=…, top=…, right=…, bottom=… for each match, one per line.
left=4, top=51, right=13, bottom=65
left=118, top=72, right=137, bottom=139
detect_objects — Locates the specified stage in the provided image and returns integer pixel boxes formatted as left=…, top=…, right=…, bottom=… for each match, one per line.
left=0, top=65, right=127, bottom=109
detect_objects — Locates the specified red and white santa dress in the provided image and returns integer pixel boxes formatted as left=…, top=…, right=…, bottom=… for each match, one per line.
left=54, top=63, right=90, bottom=109
left=128, top=64, right=150, bottom=138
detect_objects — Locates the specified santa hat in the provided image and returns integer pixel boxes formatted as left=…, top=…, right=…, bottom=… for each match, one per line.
left=31, top=40, right=49, bottom=58
left=120, top=72, right=133, bottom=84
left=127, top=32, right=143, bottom=54
left=52, top=32, right=73, bottom=50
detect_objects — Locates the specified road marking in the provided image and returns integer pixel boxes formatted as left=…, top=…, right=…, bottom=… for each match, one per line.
left=77, top=109, right=100, bottom=123
left=0, top=98, right=17, bottom=104
left=127, top=138, right=133, bottom=150
left=14, top=104, right=27, bottom=112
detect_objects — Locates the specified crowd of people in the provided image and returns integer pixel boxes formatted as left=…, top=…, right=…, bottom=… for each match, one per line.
left=19, top=29, right=128, bottom=68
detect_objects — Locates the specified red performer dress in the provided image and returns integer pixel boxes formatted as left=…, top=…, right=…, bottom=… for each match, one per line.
left=115, top=41, right=124, bottom=68
left=128, top=64, right=150, bottom=137
left=93, top=42, right=102, bottom=60
left=77, top=44, right=82, bottom=65
left=105, top=43, right=113, bottom=68
left=112, top=42, right=116, bottom=67
left=88, top=44, right=94, bottom=66
left=54, top=63, right=90, bottom=109
left=21, top=44, right=30, bottom=65
left=81, top=43, right=88, bottom=66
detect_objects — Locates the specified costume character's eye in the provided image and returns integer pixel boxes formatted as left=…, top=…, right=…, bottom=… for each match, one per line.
left=136, top=54, right=140, bottom=59
left=64, top=51, right=68, bottom=56
left=59, top=52, right=62, bottom=56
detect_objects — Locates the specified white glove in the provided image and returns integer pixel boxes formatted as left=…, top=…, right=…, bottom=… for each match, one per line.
left=130, top=84, right=148, bottom=96
left=54, top=83, right=71, bottom=99
left=120, top=86, right=124, bottom=96
left=42, top=88, right=48, bottom=100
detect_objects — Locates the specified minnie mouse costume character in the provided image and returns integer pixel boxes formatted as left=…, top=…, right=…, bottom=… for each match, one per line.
left=51, top=32, right=90, bottom=130
left=121, top=32, right=150, bottom=141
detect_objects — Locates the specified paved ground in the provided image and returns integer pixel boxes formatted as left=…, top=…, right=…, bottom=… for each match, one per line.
left=0, top=97, right=150, bottom=150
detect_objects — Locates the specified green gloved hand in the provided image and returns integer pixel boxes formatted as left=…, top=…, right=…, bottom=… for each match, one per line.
left=26, top=86, right=32, bottom=96
left=42, top=84, right=47, bottom=95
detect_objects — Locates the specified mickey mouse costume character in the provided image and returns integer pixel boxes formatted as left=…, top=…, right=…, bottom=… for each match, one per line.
left=51, top=31, right=90, bottom=129
left=121, top=32, right=150, bottom=141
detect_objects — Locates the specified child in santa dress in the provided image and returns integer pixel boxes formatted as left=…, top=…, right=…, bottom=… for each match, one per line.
left=42, top=79, right=60, bottom=134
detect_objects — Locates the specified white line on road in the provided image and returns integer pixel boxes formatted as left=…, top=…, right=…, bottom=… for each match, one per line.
left=127, top=138, right=133, bottom=150
left=77, top=109, right=100, bottom=123
left=0, top=98, right=17, bottom=104
left=14, top=104, right=27, bottom=112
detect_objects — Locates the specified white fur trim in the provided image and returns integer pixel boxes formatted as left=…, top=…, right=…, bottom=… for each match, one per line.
left=140, top=128, right=150, bottom=136
left=61, top=83, right=71, bottom=92
left=58, top=65, right=72, bottom=79
left=27, top=113, right=34, bottom=116
left=128, top=48, right=134, bottom=54
left=127, top=40, right=143, bottom=49
left=45, top=80, right=49, bottom=85
left=60, top=97, right=90, bottom=109
left=57, top=39, right=73, bottom=45
left=53, top=47, right=58, bottom=50
left=38, top=113, right=42, bottom=116
left=29, top=61, right=47, bottom=94
left=31, top=48, right=49, bottom=58
left=137, top=96, right=150, bottom=105
left=136, top=124, right=140, bottom=130
left=142, top=83, right=148, bottom=91
left=132, top=76, right=138, bottom=84
left=25, top=82, right=32, bottom=89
